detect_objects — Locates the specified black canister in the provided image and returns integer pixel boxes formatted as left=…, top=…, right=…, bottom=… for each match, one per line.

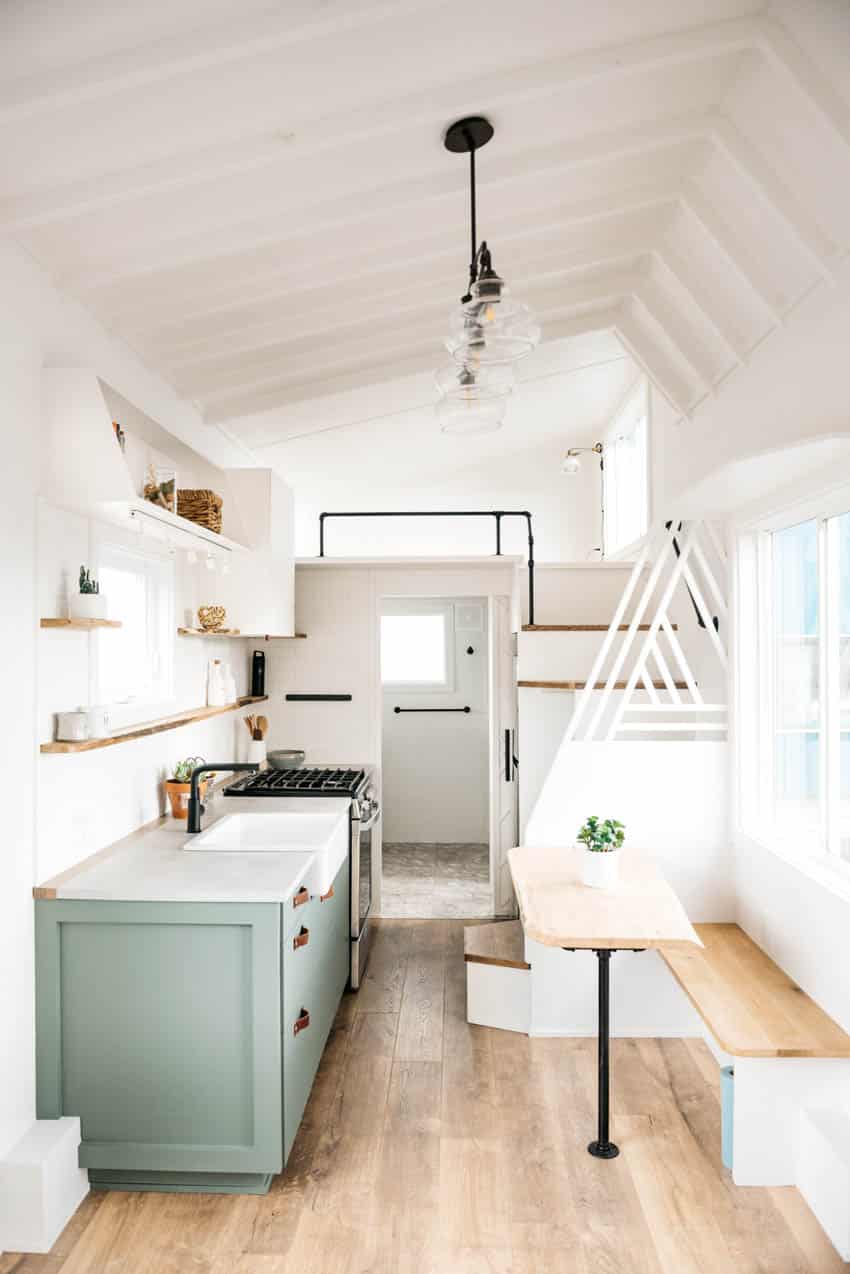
left=251, top=649, right=266, bottom=698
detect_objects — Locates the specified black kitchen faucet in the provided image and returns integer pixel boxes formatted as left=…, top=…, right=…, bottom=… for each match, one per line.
left=186, top=762, right=259, bottom=834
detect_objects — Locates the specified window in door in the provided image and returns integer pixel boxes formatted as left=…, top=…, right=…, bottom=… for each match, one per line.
left=380, top=604, right=454, bottom=690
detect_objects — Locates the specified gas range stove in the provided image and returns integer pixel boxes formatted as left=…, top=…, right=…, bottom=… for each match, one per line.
left=223, top=766, right=367, bottom=798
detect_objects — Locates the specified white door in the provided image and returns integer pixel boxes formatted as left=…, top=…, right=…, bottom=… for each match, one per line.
left=489, top=594, right=518, bottom=916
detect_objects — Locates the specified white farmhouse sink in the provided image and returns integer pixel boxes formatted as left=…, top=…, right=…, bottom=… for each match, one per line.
left=186, top=811, right=344, bottom=852
left=183, top=810, right=349, bottom=897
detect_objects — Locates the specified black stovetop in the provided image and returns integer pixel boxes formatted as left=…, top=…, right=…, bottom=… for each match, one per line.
left=223, top=766, right=366, bottom=797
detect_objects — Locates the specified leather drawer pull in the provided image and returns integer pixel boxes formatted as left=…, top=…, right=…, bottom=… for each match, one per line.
left=320, top=885, right=334, bottom=903
left=292, top=886, right=310, bottom=909
left=294, top=1008, right=311, bottom=1036
left=293, top=926, right=310, bottom=951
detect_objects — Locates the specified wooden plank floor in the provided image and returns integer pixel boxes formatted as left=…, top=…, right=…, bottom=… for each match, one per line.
left=2, top=920, right=845, bottom=1274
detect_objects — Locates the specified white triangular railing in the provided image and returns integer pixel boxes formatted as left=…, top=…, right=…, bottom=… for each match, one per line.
left=564, top=519, right=728, bottom=742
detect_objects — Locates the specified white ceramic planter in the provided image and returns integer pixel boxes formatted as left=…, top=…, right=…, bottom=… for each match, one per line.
left=582, top=847, right=620, bottom=889
left=69, top=593, right=108, bottom=621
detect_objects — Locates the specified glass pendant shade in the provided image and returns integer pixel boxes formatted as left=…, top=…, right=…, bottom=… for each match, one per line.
left=434, top=363, right=513, bottom=435
left=445, top=297, right=541, bottom=367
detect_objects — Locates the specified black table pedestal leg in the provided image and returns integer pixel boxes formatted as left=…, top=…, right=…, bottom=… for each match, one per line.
left=588, top=948, right=619, bottom=1159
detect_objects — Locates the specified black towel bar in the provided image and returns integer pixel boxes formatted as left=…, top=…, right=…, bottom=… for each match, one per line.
left=393, top=706, right=471, bottom=714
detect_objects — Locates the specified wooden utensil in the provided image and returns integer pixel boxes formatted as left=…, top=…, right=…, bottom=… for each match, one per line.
left=257, top=715, right=268, bottom=738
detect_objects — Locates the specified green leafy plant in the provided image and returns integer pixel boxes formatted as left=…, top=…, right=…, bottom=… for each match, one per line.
left=78, top=565, right=99, bottom=595
left=577, top=816, right=625, bottom=854
left=170, top=756, right=206, bottom=784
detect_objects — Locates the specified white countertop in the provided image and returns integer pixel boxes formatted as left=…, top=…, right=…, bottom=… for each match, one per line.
left=34, top=794, right=351, bottom=904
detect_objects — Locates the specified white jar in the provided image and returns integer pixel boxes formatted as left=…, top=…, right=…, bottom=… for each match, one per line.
left=69, top=593, right=108, bottom=621
left=247, top=738, right=267, bottom=768
left=56, top=710, right=89, bottom=742
left=207, top=659, right=227, bottom=707
left=582, top=848, right=620, bottom=890
left=86, top=705, right=112, bottom=739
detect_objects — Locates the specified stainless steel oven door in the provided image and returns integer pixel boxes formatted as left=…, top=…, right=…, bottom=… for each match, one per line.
left=350, top=800, right=379, bottom=990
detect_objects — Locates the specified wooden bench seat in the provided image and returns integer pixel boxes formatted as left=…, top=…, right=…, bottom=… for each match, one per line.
left=660, top=922, right=850, bottom=1058
left=463, top=920, right=530, bottom=970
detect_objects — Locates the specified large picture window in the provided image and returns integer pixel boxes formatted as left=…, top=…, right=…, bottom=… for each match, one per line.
left=740, top=498, right=850, bottom=866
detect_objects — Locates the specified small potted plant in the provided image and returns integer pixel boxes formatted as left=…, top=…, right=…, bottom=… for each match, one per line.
left=577, top=815, right=625, bottom=889
left=70, top=565, right=108, bottom=621
left=164, top=756, right=213, bottom=819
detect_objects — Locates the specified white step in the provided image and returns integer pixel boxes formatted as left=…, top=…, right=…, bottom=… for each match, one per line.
left=517, top=624, right=678, bottom=683
left=464, top=922, right=530, bottom=1034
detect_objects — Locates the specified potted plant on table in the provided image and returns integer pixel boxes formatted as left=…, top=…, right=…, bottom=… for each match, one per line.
left=70, top=565, right=108, bottom=621
left=577, top=815, right=625, bottom=889
left=164, top=757, right=214, bottom=819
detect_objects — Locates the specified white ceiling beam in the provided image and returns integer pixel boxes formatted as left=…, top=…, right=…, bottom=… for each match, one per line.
left=0, top=0, right=438, bottom=124
left=632, top=278, right=714, bottom=394
left=711, top=115, right=837, bottom=280
left=651, top=245, right=745, bottom=368
left=154, top=250, right=652, bottom=370
left=757, top=16, right=850, bottom=156
left=614, top=304, right=693, bottom=419
left=681, top=183, right=783, bottom=324
left=62, top=114, right=711, bottom=294
left=203, top=307, right=626, bottom=424
left=170, top=270, right=645, bottom=399
left=105, top=184, right=680, bottom=330
left=0, top=11, right=759, bottom=198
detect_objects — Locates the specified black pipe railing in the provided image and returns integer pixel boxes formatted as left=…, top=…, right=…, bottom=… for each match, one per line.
left=318, top=509, right=536, bottom=624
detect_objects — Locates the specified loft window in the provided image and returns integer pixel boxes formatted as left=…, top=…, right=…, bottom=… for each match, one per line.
left=738, top=498, right=850, bottom=867
left=380, top=604, right=454, bottom=690
left=603, top=379, right=649, bottom=557
left=93, top=541, right=174, bottom=726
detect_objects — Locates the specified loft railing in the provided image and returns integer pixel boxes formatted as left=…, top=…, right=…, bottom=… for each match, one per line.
left=564, top=519, right=729, bottom=742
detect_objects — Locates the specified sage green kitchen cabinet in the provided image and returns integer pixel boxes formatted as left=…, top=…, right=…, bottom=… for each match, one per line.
left=35, top=856, right=350, bottom=1195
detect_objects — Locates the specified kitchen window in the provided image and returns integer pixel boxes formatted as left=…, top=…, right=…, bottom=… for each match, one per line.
left=93, top=542, right=174, bottom=727
left=380, top=603, right=454, bottom=690
left=738, top=496, right=850, bottom=866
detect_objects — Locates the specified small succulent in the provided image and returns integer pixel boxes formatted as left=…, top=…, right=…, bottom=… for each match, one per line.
left=577, top=816, right=625, bottom=854
left=79, top=566, right=99, bottom=595
left=171, top=756, right=206, bottom=784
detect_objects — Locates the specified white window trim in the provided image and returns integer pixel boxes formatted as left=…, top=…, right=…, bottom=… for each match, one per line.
left=380, top=600, right=456, bottom=694
left=602, top=377, right=650, bottom=559
left=91, top=535, right=176, bottom=729
left=733, top=476, right=850, bottom=889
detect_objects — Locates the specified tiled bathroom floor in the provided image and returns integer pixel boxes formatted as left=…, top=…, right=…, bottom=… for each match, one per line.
left=380, top=841, right=492, bottom=918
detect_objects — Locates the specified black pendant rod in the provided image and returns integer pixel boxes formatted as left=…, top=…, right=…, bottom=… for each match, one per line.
left=468, top=141, right=477, bottom=296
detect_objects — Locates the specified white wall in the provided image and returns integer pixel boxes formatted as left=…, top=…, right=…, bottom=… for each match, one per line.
left=0, top=315, right=38, bottom=1162
left=381, top=598, right=489, bottom=843
left=0, top=237, right=260, bottom=1174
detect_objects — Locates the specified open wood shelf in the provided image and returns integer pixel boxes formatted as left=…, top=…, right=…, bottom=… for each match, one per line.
left=41, top=617, right=122, bottom=630
left=40, top=696, right=268, bottom=754
left=177, top=629, right=306, bottom=639
left=522, top=623, right=677, bottom=632
left=518, top=680, right=689, bottom=690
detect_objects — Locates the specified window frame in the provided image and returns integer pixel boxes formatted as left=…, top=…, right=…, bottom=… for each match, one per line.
left=91, top=536, right=175, bottom=728
left=735, top=478, right=850, bottom=874
left=602, top=378, right=650, bottom=559
left=379, top=600, right=456, bottom=694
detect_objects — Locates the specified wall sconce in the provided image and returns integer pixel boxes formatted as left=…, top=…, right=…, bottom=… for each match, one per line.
left=561, top=441, right=603, bottom=475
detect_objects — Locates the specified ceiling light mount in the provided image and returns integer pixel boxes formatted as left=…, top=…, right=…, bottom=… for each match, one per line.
left=443, top=115, right=494, bottom=155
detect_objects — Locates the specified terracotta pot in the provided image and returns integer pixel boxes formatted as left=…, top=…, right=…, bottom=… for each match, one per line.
left=165, top=777, right=210, bottom=820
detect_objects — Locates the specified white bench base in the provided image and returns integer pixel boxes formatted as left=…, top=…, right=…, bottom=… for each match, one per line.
left=0, top=1116, right=88, bottom=1254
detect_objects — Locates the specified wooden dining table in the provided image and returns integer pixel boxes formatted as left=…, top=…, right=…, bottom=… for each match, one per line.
left=509, top=845, right=701, bottom=1159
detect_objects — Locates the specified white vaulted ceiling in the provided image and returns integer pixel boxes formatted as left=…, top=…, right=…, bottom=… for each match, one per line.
left=1, top=0, right=849, bottom=453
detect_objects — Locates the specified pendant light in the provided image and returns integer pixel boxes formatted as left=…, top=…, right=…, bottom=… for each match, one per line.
left=434, top=362, right=515, bottom=435
left=442, top=116, right=541, bottom=368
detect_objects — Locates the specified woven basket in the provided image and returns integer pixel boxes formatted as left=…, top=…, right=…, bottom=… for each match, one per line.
left=177, top=488, right=223, bottom=534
